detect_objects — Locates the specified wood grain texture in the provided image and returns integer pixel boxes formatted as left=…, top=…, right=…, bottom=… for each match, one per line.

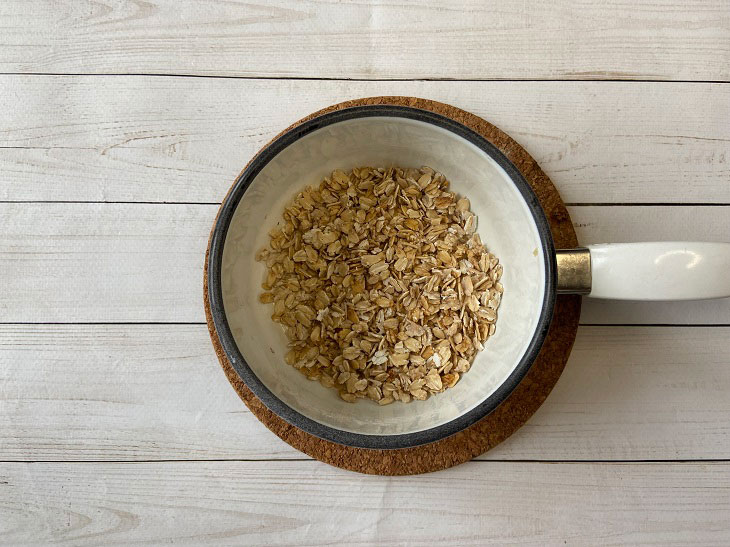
left=0, top=203, right=727, bottom=323
left=1, top=1, right=729, bottom=81
left=2, top=324, right=729, bottom=462
left=1, top=0, right=728, bottom=537
left=0, top=202, right=215, bottom=323
left=1, top=76, right=729, bottom=203
left=2, top=460, right=730, bottom=545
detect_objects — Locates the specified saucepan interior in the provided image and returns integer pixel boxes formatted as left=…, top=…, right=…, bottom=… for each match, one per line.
left=209, top=106, right=555, bottom=449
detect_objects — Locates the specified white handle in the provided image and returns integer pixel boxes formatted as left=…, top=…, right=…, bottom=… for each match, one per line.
left=588, top=242, right=730, bottom=301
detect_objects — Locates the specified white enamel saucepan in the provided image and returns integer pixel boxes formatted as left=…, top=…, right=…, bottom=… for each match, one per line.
left=207, top=103, right=730, bottom=449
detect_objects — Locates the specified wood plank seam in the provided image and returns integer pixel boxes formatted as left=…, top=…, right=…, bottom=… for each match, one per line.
left=3, top=73, right=730, bottom=83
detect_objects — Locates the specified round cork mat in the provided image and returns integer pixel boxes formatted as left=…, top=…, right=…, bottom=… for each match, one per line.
left=204, top=96, right=581, bottom=475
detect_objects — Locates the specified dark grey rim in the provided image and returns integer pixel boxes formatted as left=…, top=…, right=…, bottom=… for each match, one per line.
left=208, top=105, right=557, bottom=449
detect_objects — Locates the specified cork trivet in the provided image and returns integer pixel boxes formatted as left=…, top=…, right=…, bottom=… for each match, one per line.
left=204, top=97, right=580, bottom=475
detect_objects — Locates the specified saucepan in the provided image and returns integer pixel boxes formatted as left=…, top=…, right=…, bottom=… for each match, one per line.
left=206, top=100, right=730, bottom=449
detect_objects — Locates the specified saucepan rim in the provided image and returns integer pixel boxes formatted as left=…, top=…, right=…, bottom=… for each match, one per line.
left=207, top=104, right=557, bottom=449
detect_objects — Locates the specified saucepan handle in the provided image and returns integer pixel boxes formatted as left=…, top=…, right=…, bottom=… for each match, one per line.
left=556, top=242, right=730, bottom=300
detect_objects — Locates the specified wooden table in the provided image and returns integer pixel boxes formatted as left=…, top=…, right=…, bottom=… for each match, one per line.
left=2, top=2, right=729, bottom=544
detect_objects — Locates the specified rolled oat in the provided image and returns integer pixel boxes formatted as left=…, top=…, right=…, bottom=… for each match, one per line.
left=256, top=167, right=503, bottom=403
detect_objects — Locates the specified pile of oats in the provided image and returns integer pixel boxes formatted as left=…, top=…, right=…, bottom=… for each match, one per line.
left=256, top=167, right=503, bottom=404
